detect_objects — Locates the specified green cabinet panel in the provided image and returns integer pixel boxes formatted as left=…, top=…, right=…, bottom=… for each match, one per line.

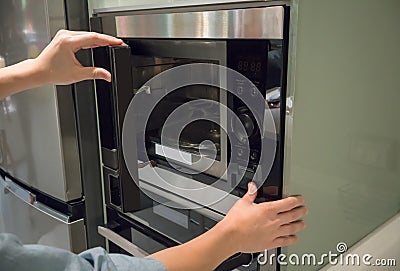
left=284, top=0, right=400, bottom=269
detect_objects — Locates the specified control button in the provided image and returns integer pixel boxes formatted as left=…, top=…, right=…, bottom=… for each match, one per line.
left=237, top=148, right=244, bottom=157
left=239, top=114, right=255, bottom=137
left=237, top=86, right=243, bottom=95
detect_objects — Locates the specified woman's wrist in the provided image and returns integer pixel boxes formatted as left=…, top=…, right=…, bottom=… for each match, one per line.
left=0, top=59, right=46, bottom=99
left=28, top=58, right=50, bottom=86
left=213, top=218, right=241, bottom=255
left=12, top=59, right=48, bottom=90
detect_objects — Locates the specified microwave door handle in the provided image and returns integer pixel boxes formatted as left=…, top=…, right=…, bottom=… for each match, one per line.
left=108, top=45, right=135, bottom=158
left=108, top=46, right=142, bottom=213
left=98, top=226, right=149, bottom=257
left=92, top=45, right=134, bottom=169
left=108, top=45, right=134, bottom=122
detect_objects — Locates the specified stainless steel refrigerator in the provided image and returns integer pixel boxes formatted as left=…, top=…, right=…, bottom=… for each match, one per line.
left=0, top=0, right=104, bottom=253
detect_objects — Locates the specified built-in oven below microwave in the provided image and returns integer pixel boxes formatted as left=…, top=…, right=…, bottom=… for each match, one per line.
left=91, top=2, right=289, bottom=270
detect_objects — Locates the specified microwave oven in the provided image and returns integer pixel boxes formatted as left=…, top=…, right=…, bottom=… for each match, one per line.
left=91, top=2, right=289, bottom=270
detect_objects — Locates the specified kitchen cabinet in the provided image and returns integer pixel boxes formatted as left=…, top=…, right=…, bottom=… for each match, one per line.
left=284, top=0, right=400, bottom=269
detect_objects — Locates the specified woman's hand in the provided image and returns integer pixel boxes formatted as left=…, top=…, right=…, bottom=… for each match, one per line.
left=0, top=30, right=123, bottom=99
left=34, top=30, right=124, bottom=85
left=150, top=183, right=308, bottom=271
left=220, top=182, right=307, bottom=254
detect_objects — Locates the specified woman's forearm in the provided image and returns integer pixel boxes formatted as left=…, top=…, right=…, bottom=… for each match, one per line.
left=0, top=59, right=45, bottom=99
left=149, top=221, right=237, bottom=271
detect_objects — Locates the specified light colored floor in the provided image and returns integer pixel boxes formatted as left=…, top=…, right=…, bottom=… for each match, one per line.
left=321, top=212, right=400, bottom=270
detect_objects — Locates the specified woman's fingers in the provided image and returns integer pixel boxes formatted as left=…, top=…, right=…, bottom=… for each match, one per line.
left=278, top=206, right=308, bottom=224
left=272, top=235, right=298, bottom=248
left=79, top=67, right=112, bottom=82
left=34, top=30, right=125, bottom=85
left=69, top=32, right=124, bottom=52
left=56, top=29, right=91, bottom=36
left=265, top=195, right=305, bottom=214
left=243, top=182, right=258, bottom=203
left=277, top=220, right=306, bottom=237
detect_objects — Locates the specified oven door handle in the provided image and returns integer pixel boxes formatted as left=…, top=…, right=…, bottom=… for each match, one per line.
left=98, top=226, right=149, bottom=257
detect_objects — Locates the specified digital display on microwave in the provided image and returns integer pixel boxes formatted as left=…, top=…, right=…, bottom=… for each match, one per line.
left=232, top=54, right=268, bottom=93
left=235, top=56, right=264, bottom=79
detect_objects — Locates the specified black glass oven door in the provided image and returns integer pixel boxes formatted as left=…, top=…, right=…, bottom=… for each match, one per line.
left=123, top=39, right=240, bottom=214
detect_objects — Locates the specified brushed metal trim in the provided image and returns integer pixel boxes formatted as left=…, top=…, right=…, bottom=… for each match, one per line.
left=115, top=6, right=284, bottom=39
left=55, top=86, right=83, bottom=201
left=98, top=226, right=149, bottom=257
left=93, top=0, right=288, bottom=15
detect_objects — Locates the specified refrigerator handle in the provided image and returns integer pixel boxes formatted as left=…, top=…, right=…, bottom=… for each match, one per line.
left=0, top=177, right=71, bottom=224
left=98, top=226, right=149, bottom=257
